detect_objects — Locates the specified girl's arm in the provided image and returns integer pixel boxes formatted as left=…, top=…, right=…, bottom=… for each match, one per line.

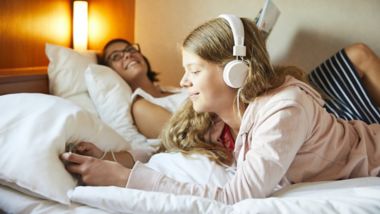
left=73, top=142, right=135, bottom=168
left=126, top=99, right=310, bottom=204
left=61, top=152, right=131, bottom=187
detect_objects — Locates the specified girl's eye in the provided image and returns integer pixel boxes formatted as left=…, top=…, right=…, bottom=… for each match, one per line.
left=191, top=70, right=200, bottom=74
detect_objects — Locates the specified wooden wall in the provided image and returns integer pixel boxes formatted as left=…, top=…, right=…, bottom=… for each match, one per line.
left=0, top=0, right=71, bottom=70
left=0, top=0, right=135, bottom=73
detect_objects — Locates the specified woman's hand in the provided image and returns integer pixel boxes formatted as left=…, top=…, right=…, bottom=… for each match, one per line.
left=72, top=142, right=104, bottom=158
left=61, top=152, right=131, bottom=187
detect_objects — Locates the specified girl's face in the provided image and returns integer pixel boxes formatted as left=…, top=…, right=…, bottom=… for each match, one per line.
left=180, top=50, right=236, bottom=114
left=104, top=42, right=148, bottom=83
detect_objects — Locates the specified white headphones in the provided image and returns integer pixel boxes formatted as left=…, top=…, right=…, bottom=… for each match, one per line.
left=218, top=14, right=249, bottom=88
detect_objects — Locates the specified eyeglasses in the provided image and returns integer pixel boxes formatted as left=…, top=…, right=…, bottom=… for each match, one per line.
left=107, top=43, right=141, bottom=63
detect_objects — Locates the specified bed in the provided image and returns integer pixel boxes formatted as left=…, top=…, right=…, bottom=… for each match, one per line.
left=0, top=42, right=380, bottom=214
left=1, top=0, right=380, bottom=211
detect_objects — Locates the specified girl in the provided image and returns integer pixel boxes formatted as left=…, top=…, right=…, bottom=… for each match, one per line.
left=62, top=15, right=380, bottom=204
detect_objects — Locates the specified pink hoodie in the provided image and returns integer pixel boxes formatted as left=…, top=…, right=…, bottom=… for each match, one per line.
left=126, top=76, right=380, bottom=204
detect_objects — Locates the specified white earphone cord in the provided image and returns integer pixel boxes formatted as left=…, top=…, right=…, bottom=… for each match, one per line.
left=237, top=88, right=242, bottom=118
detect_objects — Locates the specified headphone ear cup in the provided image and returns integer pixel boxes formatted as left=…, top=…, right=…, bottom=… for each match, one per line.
left=223, top=60, right=249, bottom=88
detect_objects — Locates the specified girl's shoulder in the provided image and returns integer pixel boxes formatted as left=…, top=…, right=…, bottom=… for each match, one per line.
left=256, top=76, right=325, bottom=108
left=242, top=77, right=324, bottom=129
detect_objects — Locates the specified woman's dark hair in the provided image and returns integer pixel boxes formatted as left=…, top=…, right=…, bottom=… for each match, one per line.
left=99, top=38, right=159, bottom=82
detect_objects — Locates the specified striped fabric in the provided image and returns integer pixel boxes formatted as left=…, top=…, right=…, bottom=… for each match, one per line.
left=308, top=49, right=380, bottom=124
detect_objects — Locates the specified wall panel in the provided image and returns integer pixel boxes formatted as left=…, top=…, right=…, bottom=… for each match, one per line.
left=136, top=0, right=380, bottom=87
left=88, top=0, right=135, bottom=51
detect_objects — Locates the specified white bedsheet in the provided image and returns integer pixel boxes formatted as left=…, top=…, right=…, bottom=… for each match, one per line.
left=68, top=177, right=380, bottom=214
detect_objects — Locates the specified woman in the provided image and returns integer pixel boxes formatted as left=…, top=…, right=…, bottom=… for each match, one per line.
left=62, top=15, right=380, bottom=204
left=72, top=39, right=187, bottom=165
left=101, top=38, right=187, bottom=138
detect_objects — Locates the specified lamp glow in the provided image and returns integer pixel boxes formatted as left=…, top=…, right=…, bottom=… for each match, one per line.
left=73, top=1, right=88, bottom=50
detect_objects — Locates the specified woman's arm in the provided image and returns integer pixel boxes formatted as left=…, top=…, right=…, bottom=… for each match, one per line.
left=62, top=99, right=309, bottom=203
left=132, top=97, right=172, bottom=138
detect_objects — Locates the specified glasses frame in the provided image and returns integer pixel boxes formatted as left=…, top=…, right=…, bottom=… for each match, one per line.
left=107, top=43, right=141, bottom=63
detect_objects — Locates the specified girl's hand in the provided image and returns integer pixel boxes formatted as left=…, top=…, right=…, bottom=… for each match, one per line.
left=70, top=142, right=135, bottom=168
left=73, top=142, right=104, bottom=159
left=60, top=152, right=131, bottom=187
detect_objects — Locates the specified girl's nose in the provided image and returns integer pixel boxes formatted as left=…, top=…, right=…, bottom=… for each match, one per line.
left=180, top=72, right=191, bottom=87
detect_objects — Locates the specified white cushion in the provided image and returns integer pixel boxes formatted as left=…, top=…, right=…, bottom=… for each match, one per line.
left=84, top=64, right=147, bottom=147
left=0, top=93, right=131, bottom=205
left=45, top=43, right=98, bottom=115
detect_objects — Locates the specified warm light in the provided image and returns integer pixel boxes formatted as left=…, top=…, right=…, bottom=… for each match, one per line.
left=73, top=0, right=88, bottom=50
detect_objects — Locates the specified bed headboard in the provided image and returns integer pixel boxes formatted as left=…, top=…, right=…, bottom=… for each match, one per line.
left=0, top=67, right=49, bottom=95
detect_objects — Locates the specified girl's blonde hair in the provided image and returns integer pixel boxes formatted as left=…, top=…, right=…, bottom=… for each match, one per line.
left=159, top=17, right=306, bottom=165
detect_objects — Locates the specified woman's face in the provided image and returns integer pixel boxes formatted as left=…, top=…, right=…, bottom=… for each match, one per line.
left=180, top=50, right=236, bottom=114
left=104, top=42, right=148, bottom=83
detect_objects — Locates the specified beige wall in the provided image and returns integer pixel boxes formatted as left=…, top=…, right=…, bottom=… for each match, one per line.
left=136, top=0, right=380, bottom=87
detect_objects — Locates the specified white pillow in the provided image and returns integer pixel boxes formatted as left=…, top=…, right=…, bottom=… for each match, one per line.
left=0, top=93, right=131, bottom=205
left=45, top=43, right=98, bottom=115
left=84, top=64, right=147, bottom=147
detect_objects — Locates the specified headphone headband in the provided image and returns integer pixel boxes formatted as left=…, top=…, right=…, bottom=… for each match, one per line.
left=218, top=14, right=246, bottom=57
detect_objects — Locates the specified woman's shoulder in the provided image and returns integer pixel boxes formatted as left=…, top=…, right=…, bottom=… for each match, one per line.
left=132, top=87, right=188, bottom=113
left=159, top=85, right=184, bottom=94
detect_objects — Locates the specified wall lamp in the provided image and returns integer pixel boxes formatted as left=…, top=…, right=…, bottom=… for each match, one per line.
left=73, top=0, right=88, bottom=50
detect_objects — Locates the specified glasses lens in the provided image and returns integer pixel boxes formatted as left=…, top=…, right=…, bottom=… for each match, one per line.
left=127, top=44, right=139, bottom=53
left=108, top=44, right=140, bottom=63
left=110, top=52, right=123, bottom=62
